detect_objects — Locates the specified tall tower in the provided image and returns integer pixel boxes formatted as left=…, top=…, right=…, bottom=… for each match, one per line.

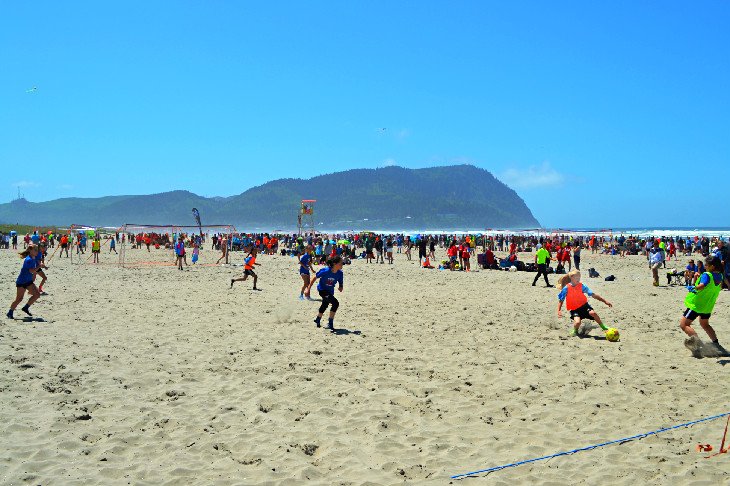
left=298, top=199, right=316, bottom=236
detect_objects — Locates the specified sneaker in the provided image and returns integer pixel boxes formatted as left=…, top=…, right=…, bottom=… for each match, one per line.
left=314, top=319, right=321, bottom=328
left=21, top=305, right=32, bottom=317
left=326, top=324, right=335, bottom=331
left=569, top=329, right=578, bottom=337
left=6, top=309, right=13, bottom=319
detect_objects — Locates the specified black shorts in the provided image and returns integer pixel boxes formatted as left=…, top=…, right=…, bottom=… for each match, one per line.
left=419, top=250, right=427, bottom=258
left=569, top=303, right=595, bottom=320
left=61, top=243, right=68, bottom=248
left=244, top=269, right=256, bottom=277
left=682, top=308, right=711, bottom=321
left=16, top=281, right=34, bottom=289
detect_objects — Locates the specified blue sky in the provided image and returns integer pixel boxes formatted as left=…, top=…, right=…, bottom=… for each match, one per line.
left=1, top=2, right=728, bottom=228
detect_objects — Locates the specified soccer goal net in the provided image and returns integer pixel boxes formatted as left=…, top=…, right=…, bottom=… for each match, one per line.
left=51, top=224, right=121, bottom=265
left=118, top=223, right=237, bottom=268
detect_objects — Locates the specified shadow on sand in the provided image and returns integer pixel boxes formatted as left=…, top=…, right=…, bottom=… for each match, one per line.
left=330, top=328, right=362, bottom=336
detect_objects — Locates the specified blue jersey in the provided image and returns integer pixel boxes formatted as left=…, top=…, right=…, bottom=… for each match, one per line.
left=316, top=267, right=343, bottom=294
left=698, top=272, right=723, bottom=286
left=17, top=256, right=36, bottom=285
left=35, top=251, right=44, bottom=268
left=299, top=253, right=311, bottom=274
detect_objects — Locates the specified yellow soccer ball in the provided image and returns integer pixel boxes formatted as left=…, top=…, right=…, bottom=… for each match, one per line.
left=605, top=328, right=620, bottom=342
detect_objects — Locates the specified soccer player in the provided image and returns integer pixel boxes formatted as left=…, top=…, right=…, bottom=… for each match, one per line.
left=557, top=270, right=613, bottom=337
left=231, top=247, right=260, bottom=290
left=306, top=256, right=344, bottom=331
left=7, top=244, right=41, bottom=319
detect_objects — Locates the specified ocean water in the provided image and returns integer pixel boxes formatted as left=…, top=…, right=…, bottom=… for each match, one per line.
left=320, top=227, right=730, bottom=238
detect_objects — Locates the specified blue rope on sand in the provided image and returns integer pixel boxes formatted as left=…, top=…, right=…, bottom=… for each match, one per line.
left=451, top=411, right=730, bottom=480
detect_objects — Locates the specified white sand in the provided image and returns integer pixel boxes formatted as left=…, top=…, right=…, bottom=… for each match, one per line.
left=1, top=246, right=728, bottom=485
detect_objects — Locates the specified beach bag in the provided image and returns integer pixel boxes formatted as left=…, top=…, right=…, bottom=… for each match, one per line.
left=605, top=275, right=616, bottom=281
left=588, top=267, right=600, bottom=278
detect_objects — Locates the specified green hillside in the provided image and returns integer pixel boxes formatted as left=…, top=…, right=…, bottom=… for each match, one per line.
left=0, top=165, right=540, bottom=230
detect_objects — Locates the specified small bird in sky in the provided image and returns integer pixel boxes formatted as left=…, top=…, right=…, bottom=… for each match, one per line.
left=26, top=87, right=37, bottom=93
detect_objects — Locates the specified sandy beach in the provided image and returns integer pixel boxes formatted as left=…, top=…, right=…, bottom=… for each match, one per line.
left=1, top=246, right=728, bottom=485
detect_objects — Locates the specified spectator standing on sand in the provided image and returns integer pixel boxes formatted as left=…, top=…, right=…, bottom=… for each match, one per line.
left=532, top=244, right=552, bottom=287
left=650, top=247, right=663, bottom=286
left=711, top=239, right=729, bottom=289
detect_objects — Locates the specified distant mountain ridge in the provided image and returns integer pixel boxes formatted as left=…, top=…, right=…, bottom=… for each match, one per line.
left=0, top=165, right=540, bottom=230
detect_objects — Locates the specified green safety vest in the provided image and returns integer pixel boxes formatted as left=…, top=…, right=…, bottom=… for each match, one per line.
left=684, top=272, right=722, bottom=314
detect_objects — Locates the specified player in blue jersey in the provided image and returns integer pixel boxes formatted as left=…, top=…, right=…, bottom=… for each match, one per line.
left=306, top=256, right=344, bottom=331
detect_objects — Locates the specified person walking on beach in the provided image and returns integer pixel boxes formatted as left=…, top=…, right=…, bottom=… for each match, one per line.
left=306, top=256, right=344, bottom=331
left=60, top=234, right=69, bottom=258
left=365, top=237, right=374, bottom=264
left=557, top=270, right=613, bottom=337
left=418, top=237, right=427, bottom=266
left=680, top=256, right=728, bottom=357
left=174, top=236, right=186, bottom=270
left=375, top=237, right=384, bottom=264
left=231, top=247, right=260, bottom=290
left=191, top=241, right=199, bottom=264
left=109, top=235, right=117, bottom=254
left=532, top=244, right=552, bottom=287
left=216, top=235, right=228, bottom=264
left=7, top=244, right=41, bottom=319
left=298, top=245, right=315, bottom=299
left=91, top=236, right=101, bottom=264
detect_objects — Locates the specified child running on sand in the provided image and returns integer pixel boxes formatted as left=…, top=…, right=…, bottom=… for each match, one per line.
left=680, top=256, right=728, bottom=357
left=7, top=244, right=41, bottom=319
left=306, top=256, right=344, bottom=331
left=231, top=247, right=260, bottom=290
left=298, top=245, right=315, bottom=300
left=557, top=270, right=613, bottom=337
